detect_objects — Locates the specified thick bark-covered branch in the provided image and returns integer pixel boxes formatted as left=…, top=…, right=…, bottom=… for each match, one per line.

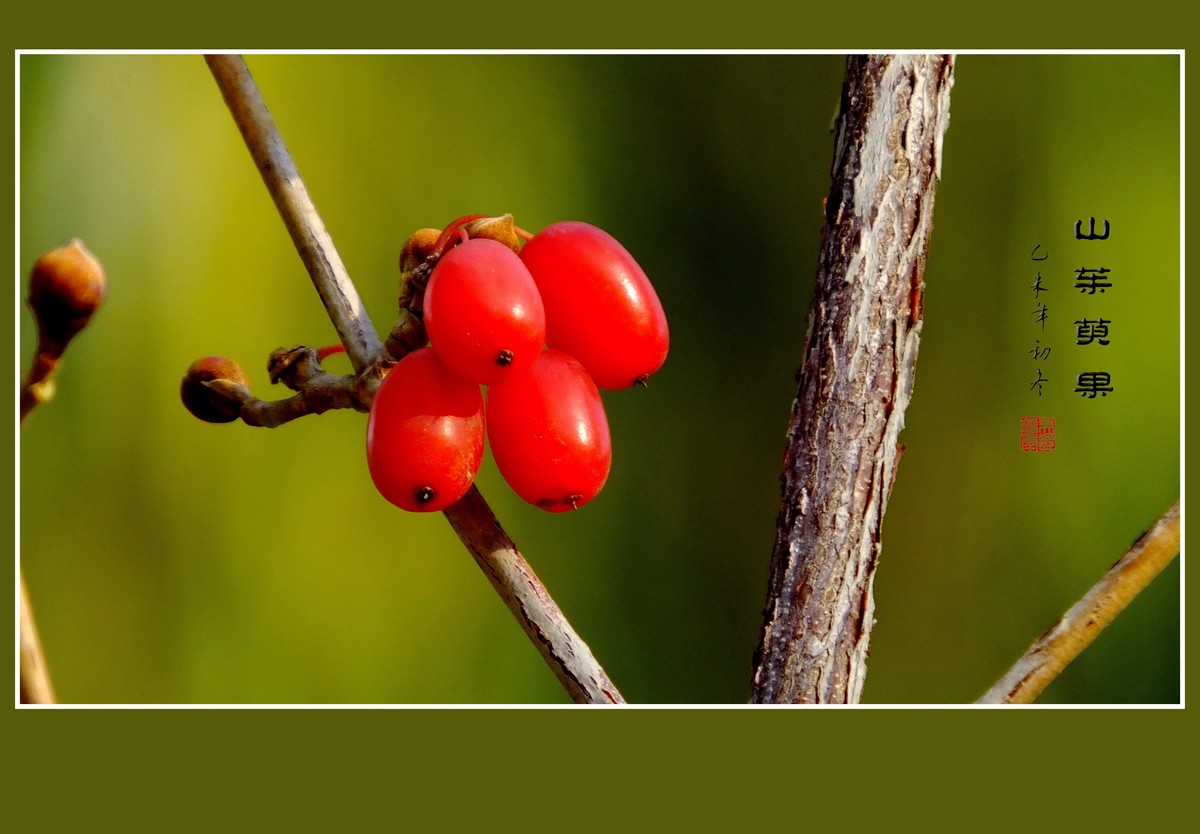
left=751, top=55, right=955, bottom=704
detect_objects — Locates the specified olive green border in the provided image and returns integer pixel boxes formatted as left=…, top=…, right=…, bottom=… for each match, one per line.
left=7, top=3, right=1193, bottom=829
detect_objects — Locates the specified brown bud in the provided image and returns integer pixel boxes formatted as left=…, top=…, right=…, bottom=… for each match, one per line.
left=399, top=228, right=442, bottom=275
left=181, top=356, right=251, bottom=423
left=266, top=345, right=322, bottom=391
left=462, top=214, right=520, bottom=252
left=28, top=239, right=107, bottom=351
left=398, top=228, right=441, bottom=315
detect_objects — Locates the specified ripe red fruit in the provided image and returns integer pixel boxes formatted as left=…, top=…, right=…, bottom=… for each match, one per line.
left=366, top=347, right=484, bottom=512
left=518, top=221, right=668, bottom=389
left=423, top=238, right=546, bottom=385
left=486, top=348, right=612, bottom=512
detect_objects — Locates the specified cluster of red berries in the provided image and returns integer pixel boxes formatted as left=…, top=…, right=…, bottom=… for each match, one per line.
left=366, top=218, right=668, bottom=514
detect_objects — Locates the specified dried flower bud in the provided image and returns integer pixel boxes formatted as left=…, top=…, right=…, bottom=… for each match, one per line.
left=461, top=214, right=520, bottom=252
left=181, top=356, right=251, bottom=423
left=267, top=345, right=321, bottom=391
left=399, top=228, right=441, bottom=275
left=28, top=239, right=107, bottom=352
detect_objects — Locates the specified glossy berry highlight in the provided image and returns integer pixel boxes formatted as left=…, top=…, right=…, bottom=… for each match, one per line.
left=366, top=347, right=485, bottom=512
left=486, top=348, right=611, bottom=512
left=423, top=238, right=546, bottom=386
left=518, top=221, right=668, bottom=389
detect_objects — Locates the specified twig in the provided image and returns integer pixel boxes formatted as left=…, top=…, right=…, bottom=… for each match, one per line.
left=205, top=54, right=383, bottom=375
left=20, top=239, right=106, bottom=704
left=20, top=351, right=58, bottom=423
left=444, top=488, right=625, bottom=704
left=204, top=54, right=623, bottom=704
left=751, top=55, right=955, bottom=703
left=20, top=572, right=57, bottom=704
left=977, top=500, right=1181, bottom=705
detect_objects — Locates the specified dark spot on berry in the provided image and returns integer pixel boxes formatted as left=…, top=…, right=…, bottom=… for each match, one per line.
left=415, top=487, right=436, bottom=504
left=536, top=498, right=555, bottom=509
left=497, top=349, right=514, bottom=366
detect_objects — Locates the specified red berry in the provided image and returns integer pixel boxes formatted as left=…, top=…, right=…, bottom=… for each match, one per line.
left=424, top=238, right=546, bottom=385
left=366, top=347, right=484, bottom=512
left=486, top=348, right=611, bottom=513
left=519, top=221, right=668, bottom=389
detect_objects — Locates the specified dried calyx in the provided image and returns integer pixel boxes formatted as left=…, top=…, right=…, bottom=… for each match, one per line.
left=387, top=215, right=521, bottom=364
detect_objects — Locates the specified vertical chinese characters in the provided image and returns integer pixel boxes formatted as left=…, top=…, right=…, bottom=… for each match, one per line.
left=1029, top=244, right=1050, bottom=396
left=1021, top=244, right=1055, bottom=451
left=1073, top=217, right=1113, bottom=398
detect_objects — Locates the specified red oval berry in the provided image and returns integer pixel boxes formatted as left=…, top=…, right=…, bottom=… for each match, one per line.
left=486, top=348, right=612, bottom=513
left=519, top=221, right=668, bottom=389
left=424, top=238, right=546, bottom=385
left=366, top=347, right=484, bottom=512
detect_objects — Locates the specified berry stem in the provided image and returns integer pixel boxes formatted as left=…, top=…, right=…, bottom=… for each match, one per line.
left=19, top=350, right=61, bottom=423
left=431, top=213, right=489, bottom=259
left=316, top=344, right=347, bottom=361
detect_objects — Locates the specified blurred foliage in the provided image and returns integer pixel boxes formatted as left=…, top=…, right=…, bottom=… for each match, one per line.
left=18, top=53, right=1179, bottom=704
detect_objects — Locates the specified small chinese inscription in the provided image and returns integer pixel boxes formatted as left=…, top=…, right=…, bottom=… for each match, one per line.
left=1027, top=245, right=1051, bottom=396
left=1018, top=215, right=1119, bottom=450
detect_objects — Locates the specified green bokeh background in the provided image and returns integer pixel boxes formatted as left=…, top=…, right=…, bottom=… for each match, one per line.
left=18, top=53, right=1179, bottom=704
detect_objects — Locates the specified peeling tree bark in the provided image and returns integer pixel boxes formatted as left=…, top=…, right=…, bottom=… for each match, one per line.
left=751, top=55, right=955, bottom=704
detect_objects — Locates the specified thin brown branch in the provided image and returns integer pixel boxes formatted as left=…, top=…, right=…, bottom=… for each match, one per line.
left=20, top=351, right=59, bottom=423
left=205, top=54, right=383, bottom=375
left=20, top=239, right=106, bottom=703
left=751, top=55, right=955, bottom=704
left=443, top=488, right=625, bottom=704
left=204, top=54, right=622, bottom=704
left=220, top=378, right=361, bottom=428
left=234, top=345, right=369, bottom=427
left=20, top=571, right=57, bottom=704
left=977, top=500, right=1181, bottom=705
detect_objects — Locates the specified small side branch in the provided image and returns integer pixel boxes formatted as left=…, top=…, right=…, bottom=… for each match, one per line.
left=977, top=500, right=1181, bottom=705
left=205, top=54, right=383, bottom=375
left=19, top=239, right=106, bottom=704
left=751, top=55, right=955, bottom=704
left=20, top=573, right=57, bottom=704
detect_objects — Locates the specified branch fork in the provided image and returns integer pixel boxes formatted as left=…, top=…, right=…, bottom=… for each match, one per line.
left=202, top=54, right=624, bottom=704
